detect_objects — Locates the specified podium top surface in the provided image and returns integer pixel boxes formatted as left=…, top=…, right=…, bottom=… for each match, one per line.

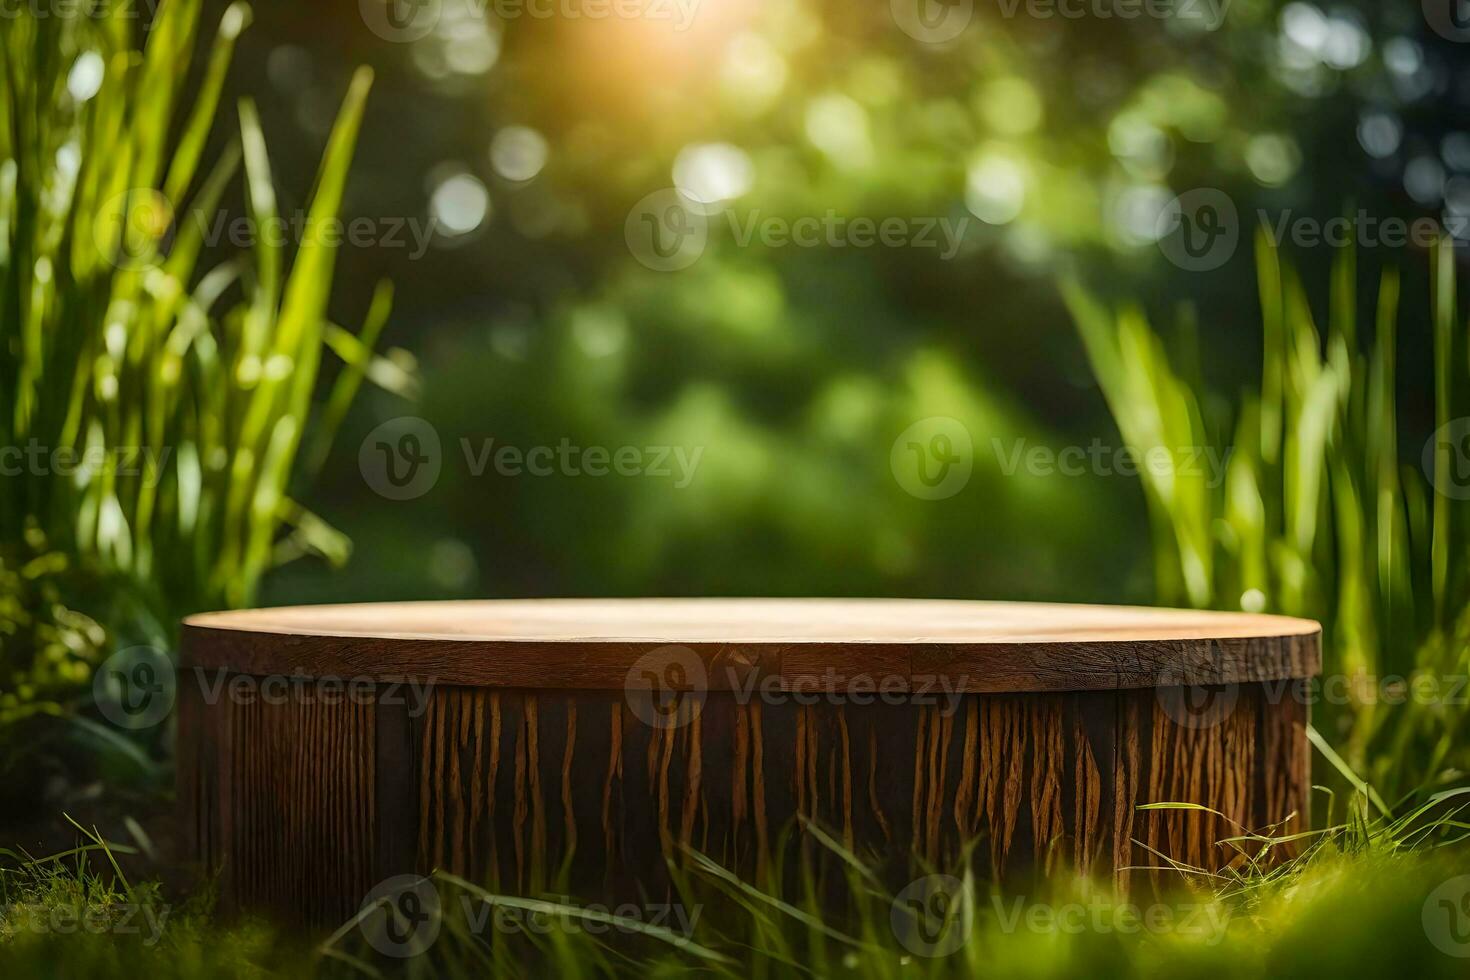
left=182, top=599, right=1320, bottom=692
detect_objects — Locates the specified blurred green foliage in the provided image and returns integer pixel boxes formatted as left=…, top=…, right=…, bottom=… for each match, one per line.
left=234, top=0, right=1463, bottom=607
left=0, top=533, right=106, bottom=786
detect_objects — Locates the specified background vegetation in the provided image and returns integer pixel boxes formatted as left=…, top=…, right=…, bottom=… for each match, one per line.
left=5, top=0, right=1470, bottom=976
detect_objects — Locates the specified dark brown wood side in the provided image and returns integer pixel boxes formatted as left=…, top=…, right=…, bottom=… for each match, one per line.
left=179, top=679, right=1309, bottom=927
left=180, top=630, right=1322, bottom=693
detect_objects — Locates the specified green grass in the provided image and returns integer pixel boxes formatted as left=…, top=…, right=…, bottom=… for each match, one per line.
left=0, top=823, right=316, bottom=979
left=2, top=785, right=1469, bottom=978
left=1064, top=231, right=1470, bottom=798
left=0, top=0, right=405, bottom=628
left=0, top=0, right=413, bottom=777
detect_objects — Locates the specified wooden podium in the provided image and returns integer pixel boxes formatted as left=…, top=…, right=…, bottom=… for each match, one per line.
left=178, top=598, right=1319, bottom=925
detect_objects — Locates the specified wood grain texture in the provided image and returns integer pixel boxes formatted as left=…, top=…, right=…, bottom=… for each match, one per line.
left=182, top=598, right=1321, bottom=691
left=180, top=675, right=379, bottom=925
left=180, top=600, right=1317, bottom=923
left=182, top=680, right=1311, bottom=924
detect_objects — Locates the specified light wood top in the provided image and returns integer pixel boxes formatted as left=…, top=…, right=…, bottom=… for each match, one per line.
left=186, top=598, right=1318, bottom=644
left=181, top=598, right=1320, bottom=692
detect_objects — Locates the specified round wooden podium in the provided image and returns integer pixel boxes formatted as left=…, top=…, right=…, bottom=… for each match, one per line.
left=177, top=599, right=1319, bottom=925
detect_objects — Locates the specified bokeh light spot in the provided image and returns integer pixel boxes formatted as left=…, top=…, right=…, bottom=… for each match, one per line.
left=430, top=170, right=490, bottom=236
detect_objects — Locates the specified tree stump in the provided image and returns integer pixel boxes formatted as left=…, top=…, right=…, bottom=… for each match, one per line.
left=177, top=598, right=1319, bottom=926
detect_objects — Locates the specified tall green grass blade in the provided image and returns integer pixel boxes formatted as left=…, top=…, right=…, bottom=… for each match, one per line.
left=1431, top=236, right=1454, bottom=628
